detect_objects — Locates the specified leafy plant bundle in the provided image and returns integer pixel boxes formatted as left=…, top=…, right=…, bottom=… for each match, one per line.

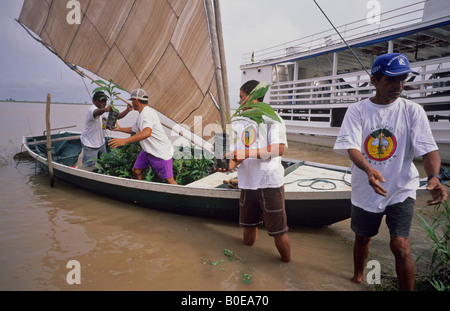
left=95, top=142, right=213, bottom=185
left=172, top=147, right=214, bottom=185
left=94, top=141, right=141, bottom=178
left=221, top=82, right=281, bottom=127
left=92, top=79, right=127, bottom=113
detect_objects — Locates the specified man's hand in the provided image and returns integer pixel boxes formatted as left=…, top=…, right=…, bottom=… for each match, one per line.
left=367, top=168, right=388, bottom=197
left=426, top=177, right=448, bottom=205
left=111, top=121, right=121, bottom=132
left=213, top=150, right=244, bottom=172
left=108, top=138, right=126, bottom=149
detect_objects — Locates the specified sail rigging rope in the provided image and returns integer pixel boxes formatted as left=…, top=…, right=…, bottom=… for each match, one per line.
left=312, top=0, right=371, bottom=78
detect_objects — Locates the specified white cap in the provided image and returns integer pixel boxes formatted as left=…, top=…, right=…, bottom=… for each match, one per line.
left=129, top=89, right=148, bottom=101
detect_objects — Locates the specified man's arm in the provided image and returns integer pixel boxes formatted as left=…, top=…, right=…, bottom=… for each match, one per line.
left=93, top=106, right=110, bottom=118
left=231, top=143, right=285, bottom=161
left=348, top=148, right=387, bottom=197
left=108, top=126, right=152, bottom=149
left=118, top=105, right=133, bottom=119
left=423, top=150, right=448, bottom=205
left=111, top=122, right=135, bottom=134
left=217, top=143, right=285, bottom=172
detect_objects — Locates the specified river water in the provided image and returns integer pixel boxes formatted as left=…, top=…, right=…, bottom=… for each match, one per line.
left=0, top=101, right=445, bottom=291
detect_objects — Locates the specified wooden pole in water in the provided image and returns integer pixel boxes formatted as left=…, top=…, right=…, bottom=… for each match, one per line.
left=46, top=93, right=55, bottom=187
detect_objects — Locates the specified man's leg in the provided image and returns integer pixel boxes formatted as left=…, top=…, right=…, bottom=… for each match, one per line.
left=273, top=232, right=291, bottom=263
left=243, top=226, right=258, bottom=246
left=240, top=189, right=262, bottom=247
left=350, top=204, right=382, bottom=283
left=81, top=144, right=100, bottom=167
left=386, top=197, right=415, bottom=290
left=165, top=177, right=178, bottom=185
left=352, top=234, right=371, bottom=283
left=390, top=236, right=415, bottom=291
left=132, top=167, right=145, bottom=180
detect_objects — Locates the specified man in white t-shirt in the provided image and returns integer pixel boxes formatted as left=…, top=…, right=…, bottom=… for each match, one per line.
left=80, top=91, right=111, bottom=167
left=222, top=80, right=291, bottom=263
left=108, top=89, right=176, bottom=184
left=80, top=91, right=133, bottom=167
left=333, top=53, right=447, bottom=290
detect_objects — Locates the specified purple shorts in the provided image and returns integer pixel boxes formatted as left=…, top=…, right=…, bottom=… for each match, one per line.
left=134, top=150, right=174, bottom=180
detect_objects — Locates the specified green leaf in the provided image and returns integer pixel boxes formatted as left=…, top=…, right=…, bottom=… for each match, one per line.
left=114, top=84, right=127, bottom=92
left=245, top=102, right=281, bottom=122
left=93, top=79, right=107, bottom=86
left=247, top=83, right=271, bottom=103
left=93, top=86, right=109, bottom=94
left=235, top=107, right=266, bottom=124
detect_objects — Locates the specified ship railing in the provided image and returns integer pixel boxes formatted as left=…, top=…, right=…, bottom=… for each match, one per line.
left=270, top=57, right=450, bottom=128
left=242, top=1, right=425, bottom=65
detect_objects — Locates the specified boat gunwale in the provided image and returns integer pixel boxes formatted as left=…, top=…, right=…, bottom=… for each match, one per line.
left=22, top=134, right=353, bottom=201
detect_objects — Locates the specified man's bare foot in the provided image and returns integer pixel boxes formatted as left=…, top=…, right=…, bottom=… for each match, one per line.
left=351, top=275, right=364, bottom=283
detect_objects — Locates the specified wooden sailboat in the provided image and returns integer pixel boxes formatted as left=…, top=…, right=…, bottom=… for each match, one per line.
left=18, top=0, right=354, bottom=227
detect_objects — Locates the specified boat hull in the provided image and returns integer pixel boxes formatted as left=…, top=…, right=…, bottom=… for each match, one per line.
left=24, top=133, right=351, bottom=227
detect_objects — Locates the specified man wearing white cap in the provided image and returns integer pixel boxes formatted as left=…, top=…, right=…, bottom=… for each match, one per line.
left=108, top=89, right=177, bottom=184
left=334, top=53, right=447, bottom=290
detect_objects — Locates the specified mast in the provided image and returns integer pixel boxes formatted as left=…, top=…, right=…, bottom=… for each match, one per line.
left=213, top=0, right=231, bottom=119
left=205, top=0, right=229, bottom=130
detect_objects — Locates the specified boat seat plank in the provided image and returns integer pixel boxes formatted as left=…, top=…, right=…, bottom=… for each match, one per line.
left=27, top=135, right=81, bottom=146
left=185, top=171, right=238, bottom=188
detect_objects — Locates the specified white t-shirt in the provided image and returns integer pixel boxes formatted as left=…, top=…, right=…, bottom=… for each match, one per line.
left=80, top=105, right=105, bottom=148
left=132, top=105, right=173, bottom=160
left=232, top=115, right=288, bottom=190
left=333, top=98, right=438, bottom=213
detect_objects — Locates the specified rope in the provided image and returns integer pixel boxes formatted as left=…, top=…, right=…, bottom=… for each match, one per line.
left=285, top=168, right=351, bottom=190
left=80, top=74, right=92, bottom=101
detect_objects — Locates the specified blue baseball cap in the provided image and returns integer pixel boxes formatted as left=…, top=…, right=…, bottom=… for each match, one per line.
left=371, top=53, right=418, bottom=76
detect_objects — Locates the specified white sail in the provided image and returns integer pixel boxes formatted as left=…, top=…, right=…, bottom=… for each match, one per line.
left=18, top=0, right=226, bottom=140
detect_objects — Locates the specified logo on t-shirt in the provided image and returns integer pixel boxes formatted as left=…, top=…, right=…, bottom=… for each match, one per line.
left=242, top=124, right=257, bottom=148
left=364, top=128, right=397, bottom=161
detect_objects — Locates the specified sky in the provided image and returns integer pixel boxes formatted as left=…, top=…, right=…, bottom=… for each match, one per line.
left=0, top=0, right=420, bottom=107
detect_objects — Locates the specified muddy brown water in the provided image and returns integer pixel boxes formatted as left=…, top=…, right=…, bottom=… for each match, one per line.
left=0, top=102, right=445, bottom=291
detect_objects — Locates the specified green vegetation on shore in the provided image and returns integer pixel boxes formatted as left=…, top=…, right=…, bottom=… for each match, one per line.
left=373, top=201, right=449, bottom=291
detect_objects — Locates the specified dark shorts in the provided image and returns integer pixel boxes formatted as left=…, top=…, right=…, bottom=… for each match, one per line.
left=134, top=150, right=173, bottom=180
left=351, top=197, right=415, bottom=238
left=239, top=186, right=288, bottom=236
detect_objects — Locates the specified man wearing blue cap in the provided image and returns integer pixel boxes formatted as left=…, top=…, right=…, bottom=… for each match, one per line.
left=334, top=53, right=447, bottom=290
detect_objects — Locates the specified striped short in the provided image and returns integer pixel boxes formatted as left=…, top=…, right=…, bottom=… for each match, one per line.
left=239, top=186, right=289, bottom=236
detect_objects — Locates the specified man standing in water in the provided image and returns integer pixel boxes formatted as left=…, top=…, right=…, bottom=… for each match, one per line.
left=108, top=89, right=177, bottom=185
left=333, top=53, right=447, bottom=290
left=220, top=80, right=291, bottom=262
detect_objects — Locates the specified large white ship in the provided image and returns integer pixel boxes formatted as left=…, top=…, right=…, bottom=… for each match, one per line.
left=240, top=0, right=450, bottom=163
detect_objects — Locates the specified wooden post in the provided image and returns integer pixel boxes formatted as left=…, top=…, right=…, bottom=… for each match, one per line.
left=46, top=93, right=55, bottom=187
